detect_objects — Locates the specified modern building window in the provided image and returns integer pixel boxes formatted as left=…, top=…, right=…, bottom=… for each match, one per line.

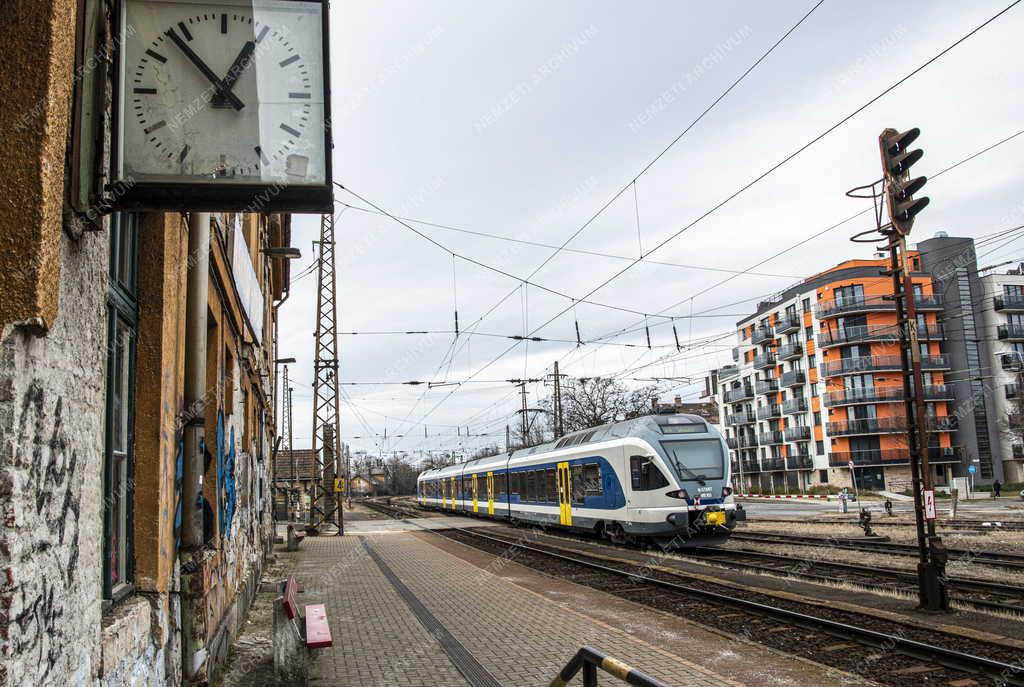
left=807, top=354, right=816, bottom=368
left=802, top=297, right=811, bottom=313
left=813, top=411, right=822, bottom=426
left=805, top=326, right=814, bottom=341
left=1006, top=284, right=1024, bottom=298
left=835, top=284, right=864, bottom=305
left=816, top=440, right=825, bottom=455
left=104, top=213, right=139, bottom=604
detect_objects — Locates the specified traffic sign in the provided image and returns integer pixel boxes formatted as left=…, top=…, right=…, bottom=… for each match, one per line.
left=967, top=465, right=977, bottom=474
left=923, top=489, right=936, bottom=520
left=334, top=477, right=345, bottom=493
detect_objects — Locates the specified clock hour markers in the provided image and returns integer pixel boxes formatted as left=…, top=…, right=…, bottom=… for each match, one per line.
left=134, top=87, right=157, bottom=94
left=279, top=54, right=300, bottom=68
left=144, top=119, right=167, bottom=134
left=255, top=25, right=269, bottom=43
left=221, top=13, right=228, bottom=34
left=288, top=92, right=311, bottom=99
left=178, top=22, right=193, bottom=41
left=255, top=145, right=269, bottom=165
left=145, top=48, right=167, bottom=63
left=179, top=145, right=190, bottom=163
left=280, top=123, right=301, bottom=138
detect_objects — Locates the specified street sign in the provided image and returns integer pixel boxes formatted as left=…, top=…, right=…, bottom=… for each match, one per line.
left=967, top=464, right=977, bottom=474
left=923, top=489, right=936, bottom=520
left=333, top=477, right=345, bottom=493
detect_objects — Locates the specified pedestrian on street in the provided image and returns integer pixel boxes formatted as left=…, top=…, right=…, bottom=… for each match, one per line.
left=993, top=479, right=1002, bottom=497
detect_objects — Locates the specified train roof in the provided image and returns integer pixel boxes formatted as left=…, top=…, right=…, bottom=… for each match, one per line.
left=417, top=413, right=714, bottom=479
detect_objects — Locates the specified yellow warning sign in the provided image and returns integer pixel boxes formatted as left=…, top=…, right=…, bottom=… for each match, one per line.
left=334, top=478, right=345, bottom=493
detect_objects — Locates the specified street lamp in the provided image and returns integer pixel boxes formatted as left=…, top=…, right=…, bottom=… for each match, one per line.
left=262, top=247, right=302, bottom=259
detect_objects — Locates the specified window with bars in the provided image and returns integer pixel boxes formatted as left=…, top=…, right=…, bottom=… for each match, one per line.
left=104, top=213, right=139, bottom=604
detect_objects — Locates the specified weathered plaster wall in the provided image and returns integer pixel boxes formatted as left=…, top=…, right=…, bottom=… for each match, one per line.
left=0, top=227, right=106, bottom=685
left=0, top=0, right=77, bottom=331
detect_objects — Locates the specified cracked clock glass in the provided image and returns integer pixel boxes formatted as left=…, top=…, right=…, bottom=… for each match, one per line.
left=119, top=0, right=326, bottom=186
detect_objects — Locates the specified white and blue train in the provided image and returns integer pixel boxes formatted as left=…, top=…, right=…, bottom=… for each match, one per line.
left=416, top=414, right=743, bottom=547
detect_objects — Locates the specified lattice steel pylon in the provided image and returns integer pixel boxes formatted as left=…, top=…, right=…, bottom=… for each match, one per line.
left=309, top=212, right=344, bottom=535
left=281, top=364, right=293, bottom=520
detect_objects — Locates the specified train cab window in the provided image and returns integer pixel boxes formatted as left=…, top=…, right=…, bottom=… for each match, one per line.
left=570, top=465, right=584, bottom=504
left=583, top=463, right=602, bottom=496
left=545, top=468, right=557, bottom=502
left=630, top=455, right=670, bottom=491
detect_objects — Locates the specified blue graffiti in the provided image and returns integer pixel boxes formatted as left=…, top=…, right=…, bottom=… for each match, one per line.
left=216, top=412, right=237, bottom=540
left=174, top=435, right=184, bottom=549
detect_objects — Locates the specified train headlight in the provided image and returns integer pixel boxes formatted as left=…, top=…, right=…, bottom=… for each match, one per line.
left=666, top=489, right=689, bottom=500
left=722, top=487, right=733, bottom=497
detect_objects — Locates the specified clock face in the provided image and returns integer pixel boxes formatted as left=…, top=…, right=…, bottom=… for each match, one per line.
left=119, top=0, right=327, bottom=186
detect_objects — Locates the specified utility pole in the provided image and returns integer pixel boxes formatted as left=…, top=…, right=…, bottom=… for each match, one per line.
left=281, top=364, right=293, bottom=520
left=547, top=361, right=566, bottom=438
left=520, top=382, right=529, bottom=443
left=309, top=213, right=344, bottom=535
left=850, top=126, right=946, bottom=610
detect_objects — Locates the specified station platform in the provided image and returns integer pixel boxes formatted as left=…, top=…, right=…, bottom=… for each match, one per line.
left=281, top=518, right=867, bottom=686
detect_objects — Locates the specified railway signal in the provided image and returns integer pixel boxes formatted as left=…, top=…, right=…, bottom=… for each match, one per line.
left=878, top=127, right=929, bottom=235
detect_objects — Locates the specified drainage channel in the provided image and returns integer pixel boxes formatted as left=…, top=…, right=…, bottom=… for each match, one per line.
left=359, top=537, right=504, bottom=687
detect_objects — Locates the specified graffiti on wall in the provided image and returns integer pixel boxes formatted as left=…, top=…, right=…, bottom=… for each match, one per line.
left=216, top=411, right=236, bottom=540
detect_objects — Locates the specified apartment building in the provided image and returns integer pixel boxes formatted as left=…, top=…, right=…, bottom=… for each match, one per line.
left=709, top=234, right=1013, bottom=494
left=978, top=265, right=1024, bottom=483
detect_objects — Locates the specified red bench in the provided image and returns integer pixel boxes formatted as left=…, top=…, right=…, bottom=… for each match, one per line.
left=281, top=575, right=333, bottom=649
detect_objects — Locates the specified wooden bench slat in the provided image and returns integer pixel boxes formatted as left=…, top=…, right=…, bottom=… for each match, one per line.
left=304, top=603, right=332, bottom=648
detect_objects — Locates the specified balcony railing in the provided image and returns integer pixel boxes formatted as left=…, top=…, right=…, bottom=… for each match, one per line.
left=718, top=365, right=740, bottom=380
left=753, top=353, right=777, bottom=370
left=755, top=379, right=778, bottom=395
left=1007, top=383, right=1020, bottom=400
left=758, top=430, right=785, bottom=445
left=726, top=436, right=738, bottom=449
left=762, top=457, right=787, bottom=471
left=784, top=425, right=811, bottom=441
left=994, top=294, right=1024, bottom=311
left=726, top=409, right=757, bottom=425
left=787, top=453, right=813, bottom=470
left=1001, top=353, right=1024, bottom=371
left=830, top=446, right=963, bottom=467
left=752, top=326, right=775, bottom=345
left=783, top=396, right=808, bottom=414
left=781, top=370, right=806, bottom=388
left=817, top=323, right=945, bottom=348
left=756, top=404, right=782, bottom=420
left=820, top=354, right=948, bottom=377
left=724, top=385, right=754, bottom=403
left=823, top=384, right=953, bottom=407
left=778, top=343, right=803, bottom=360
left=740, top=460, right=761, bottom=473
left=930, top=415, right=958, bottom=431
left=826, top=417, right=907, bottom=436
left=777, top=313, right=802, bottom=334
left=815, top=293, right=942, bottom=318
left=1014, top=444, right=1024, bottom=460
left=998, top=324, right=1024, bottom=341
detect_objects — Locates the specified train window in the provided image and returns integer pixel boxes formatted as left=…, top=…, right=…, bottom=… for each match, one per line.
left=630, top=455, right=670, bottom=491
left=570, top=465, right=584, bottom=504
left=583, top=464, right=602, bottom=496
left=545, top=468, right=557, bottom=502
left=526, top=471, right=536, bottom=501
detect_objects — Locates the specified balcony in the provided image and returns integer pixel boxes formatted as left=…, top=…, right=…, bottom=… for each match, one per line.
left=784, top=425, right=811, bottom=441
left=777, top=312, right=802, bottom=334
left=783, top=396, right=808, bottom=414
left=930, top=415, right=958, bottom=431
left=778, top=342, right=803, bottom=360
left=740, top=460, right=761, bottom=474
left=924, top=384, right=954, bottom=400
left=755, top=379, right=779, bottom=395
left=820, top=355, right=902, bottom=377
left=756, top=404, right=782, bottom=420
left=817, top=323, right=945, bottom=349
left=998, top=324, right=1024, bottom=341
left=995, top=294, right=1024, bottom=311
left=787, top=453, right=814, bottom=470
left=726, top=436, right=739, bottom=449
left=724, top=385, right=754, bottom=403
left=1001, top=353, right=1024, bottom=371
left=829, top=446, right=962, bottom=467
left=826, top=416, right=907, bottom=436
left=822, top=384, right=952, bottom=407
left=719, top=364, right=740, bottom=380
left=762, top=457, right=787, bottom=471
left=752, top=326, right=775, bottom=345
left=1007, top=383, right=1020, bottom=400
left=781, top=370, right=806, bottom=388
left=727, top=409, right=757, bottom=425
left=1013, top=444, right=1023, bottom=460
left=734, top=434, right=759, bottom=449
left=758, top=430, right=785, bottom=445
left=815, top=293, right=942, bottom=318
left=753, top=352, right=777, bottom=370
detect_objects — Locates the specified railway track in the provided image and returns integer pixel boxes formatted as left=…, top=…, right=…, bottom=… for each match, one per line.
left=685, top=545, right=1024, bottom=616
left=435, top=526, right=1024, bottom=687
left=751, top=517, right=1024, bottom=533
left=730, top=531, right=1024, bottom=571
left=362, top=498, right=423, bottom=520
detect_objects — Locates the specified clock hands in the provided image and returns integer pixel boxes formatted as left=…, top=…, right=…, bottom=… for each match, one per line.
left=164, top=27, right=245, bottom=111
left=212, top=40, right=255, bottom=109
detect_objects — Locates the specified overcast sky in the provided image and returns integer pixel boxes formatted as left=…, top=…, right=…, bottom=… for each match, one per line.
left=278, top=0, right=1024, bottom=461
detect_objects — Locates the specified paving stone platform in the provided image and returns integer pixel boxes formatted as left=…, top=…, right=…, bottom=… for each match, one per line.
left=282, top=526, right=867, bottom=687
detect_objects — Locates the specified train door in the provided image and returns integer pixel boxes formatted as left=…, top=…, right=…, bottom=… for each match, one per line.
left=486, top=472, right=495, bottom=516
left=450, top=476, right=456, bottom=509
left=472, top=474, right=479, bottom=513
left=556, top=462, right=572, bottom=526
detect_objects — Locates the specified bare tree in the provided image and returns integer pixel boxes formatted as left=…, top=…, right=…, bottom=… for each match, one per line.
left=541, top=377, right=659, bottom=434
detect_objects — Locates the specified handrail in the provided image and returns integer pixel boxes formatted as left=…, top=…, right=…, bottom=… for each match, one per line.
left=548, top=646, right=670, bottom=687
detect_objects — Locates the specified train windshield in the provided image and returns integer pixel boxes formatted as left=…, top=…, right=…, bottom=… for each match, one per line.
left=660, top=439, right=725, bottom=482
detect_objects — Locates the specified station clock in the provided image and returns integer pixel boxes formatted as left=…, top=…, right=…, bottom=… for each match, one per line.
left=113, top=0, right=332, bottom=212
